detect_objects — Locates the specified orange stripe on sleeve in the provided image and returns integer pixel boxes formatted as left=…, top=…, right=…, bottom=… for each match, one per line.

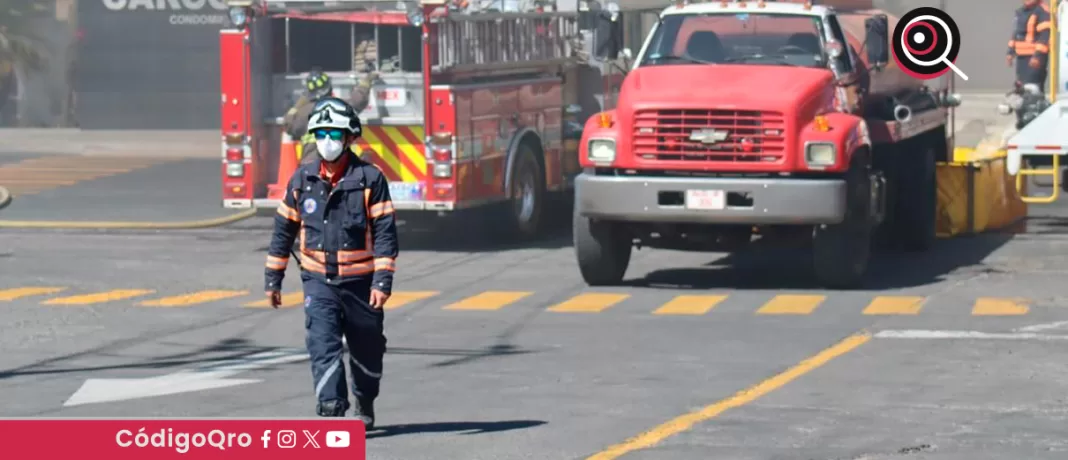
left=266, top=255, right=289, bottom=270
left=369, top=200, right=395, bottom=218
left=277, top=203, right=300, bottom=222
left=374, top=257, right=396, bottom=272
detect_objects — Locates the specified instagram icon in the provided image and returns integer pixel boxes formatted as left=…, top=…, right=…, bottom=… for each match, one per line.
left=277, top=430, right=297, bottom=449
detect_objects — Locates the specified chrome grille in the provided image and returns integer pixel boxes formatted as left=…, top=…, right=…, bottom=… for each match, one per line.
left=632, top=109, right=787, bottom=162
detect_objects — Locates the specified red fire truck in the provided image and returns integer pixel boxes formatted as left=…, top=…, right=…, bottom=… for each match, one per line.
left=218, top=0, right=651, bottom=238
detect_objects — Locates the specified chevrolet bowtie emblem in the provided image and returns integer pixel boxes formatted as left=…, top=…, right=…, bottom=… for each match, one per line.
left=689, top=129, right=730, bottom=144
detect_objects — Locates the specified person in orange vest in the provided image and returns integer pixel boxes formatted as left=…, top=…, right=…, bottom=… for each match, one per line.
left=1007, top=0, right=1053, bottom=92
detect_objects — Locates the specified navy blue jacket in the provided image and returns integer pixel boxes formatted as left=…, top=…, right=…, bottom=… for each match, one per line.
left=265, top=154, right=398, bottom=293
left=1008, top=3, right=1052, bottom=58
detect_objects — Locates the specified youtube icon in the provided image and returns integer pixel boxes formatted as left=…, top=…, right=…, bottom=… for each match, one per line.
left=326, top=430, right=350, bottom=448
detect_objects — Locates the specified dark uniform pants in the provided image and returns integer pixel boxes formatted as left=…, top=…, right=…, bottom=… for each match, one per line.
left=302, top=276, right=386, bottom=414
left=1016, top=55, right=1048, bottom=91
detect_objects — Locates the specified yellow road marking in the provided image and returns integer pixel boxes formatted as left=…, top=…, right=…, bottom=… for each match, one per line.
left=244, top=292, right=305, bottom=308
left=140, top=290, right=249, bottom=307
left=863, top=296, right=926, bottom=315
left=444, top=291, right=532, bottom=311
left=586, top=333, right=871, bottom=459
left=653, top=295, right=727, bottom=315
left=18, top=157, right=167, bottom=166
left=0, top=287, right=66, bottom=301
left=972, top=297, right=1030, bottom=316
left=0, top=170, right=122, bottom=177
left=0, top=167, right=133, bottom=172
left=756, top=294, right=826, bottom=315
left=548, top=293, right=629, bottom=313
left=385, top=291, right=439, bottom=310
left=43, top=289, right=155, bottom=306
left=0, top=179, right=80, bottom=185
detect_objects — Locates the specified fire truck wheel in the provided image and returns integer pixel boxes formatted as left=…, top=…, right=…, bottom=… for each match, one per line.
left=812, top=151, right=872, bottom=289
left=509, top=148, right=546, bottom=238
left=893, top=139, right=937, bottom=251
left=574, top=212, right=631, bottom=286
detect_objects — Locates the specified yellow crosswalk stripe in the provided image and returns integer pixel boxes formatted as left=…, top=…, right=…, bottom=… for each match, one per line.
left=0, top=156, right=177, bottom=196
left=244, top=292, right=305, bottom=308
left=140, top=290, right=249, bottom=307
left=444, top=291, right=533, bottom=311
left=972, top=297, right=1030, bottom=316
left=386, top=291, right=439, bottom=310
left=653, top=295, right=728, bottom=315
left=757, top=295, right=826, bottom=315
left=42, top=289, right=155, bottom=306
left=0, top=287, right=67, bottom=301
left=863, top=296, right=926, bottom=315
left=548, top=293, right=629, bottom=313
left=0, top=285, right=1042, bottom=318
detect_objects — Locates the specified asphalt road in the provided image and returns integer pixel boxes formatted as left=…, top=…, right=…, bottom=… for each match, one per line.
left=2, top=97, right=1065, bottom=459
left=2, top=194, right=1068, bottom=459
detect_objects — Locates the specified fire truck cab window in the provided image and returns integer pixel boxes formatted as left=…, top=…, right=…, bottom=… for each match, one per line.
left=639, top=13, right=827, bottom=68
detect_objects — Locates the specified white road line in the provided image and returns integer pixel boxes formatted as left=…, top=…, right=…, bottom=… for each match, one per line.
left=1015, top=321, right=1068, bottom=333
left=874, top=330, right=1068, bottom=341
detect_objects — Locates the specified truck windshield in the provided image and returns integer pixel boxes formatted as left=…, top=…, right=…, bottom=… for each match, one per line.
left=639, top=13, right=827, bottom=68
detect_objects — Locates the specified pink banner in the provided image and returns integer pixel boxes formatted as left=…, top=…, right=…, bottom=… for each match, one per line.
left=0, top=419, right=366, bottom=459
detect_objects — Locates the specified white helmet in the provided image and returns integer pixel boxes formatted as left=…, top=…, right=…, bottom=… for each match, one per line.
left=307, top=97, right=362, bottom=136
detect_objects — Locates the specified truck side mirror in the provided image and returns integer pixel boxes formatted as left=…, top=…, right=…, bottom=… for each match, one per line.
left=864, top=14, right=889, bottom=69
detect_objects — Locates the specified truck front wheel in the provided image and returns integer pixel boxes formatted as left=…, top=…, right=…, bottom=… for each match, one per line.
left=812, top=151, right=873, bottom=289
left=509, top=146, right=546, bottom=240
left=574, top=210, right=632, bottom=286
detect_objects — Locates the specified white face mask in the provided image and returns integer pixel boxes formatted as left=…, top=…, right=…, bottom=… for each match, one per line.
left=316, top=138, right=345, bottom=162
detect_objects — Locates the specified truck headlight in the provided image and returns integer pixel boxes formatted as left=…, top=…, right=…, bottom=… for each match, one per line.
left=588, top=139, right=616, bottom=162
left=805, top=142, right=836, bottom=166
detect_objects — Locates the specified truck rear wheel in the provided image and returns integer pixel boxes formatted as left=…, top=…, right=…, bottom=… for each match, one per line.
left=509, top=146, right=545, bottom=239
left=574, top=210, right=631, bottom=286
left=812, top=152, right=873, bottom=289
left=893, top=139, right=937, bottom=251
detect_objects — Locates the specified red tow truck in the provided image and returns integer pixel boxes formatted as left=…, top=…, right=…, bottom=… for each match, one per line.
left=574, top=0, right=962, bottom=287
left=217, top=0, right=648, bottom=238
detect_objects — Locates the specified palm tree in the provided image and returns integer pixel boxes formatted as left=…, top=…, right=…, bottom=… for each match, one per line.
left=0, top=0, right=50, bottom=125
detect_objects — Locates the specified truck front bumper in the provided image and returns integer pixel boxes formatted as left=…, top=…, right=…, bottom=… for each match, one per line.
left=575, top=173, right=847, bottom=225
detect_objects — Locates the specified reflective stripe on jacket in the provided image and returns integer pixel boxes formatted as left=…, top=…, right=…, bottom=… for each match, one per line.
left=265, top=154, right=399, bottom=293
left=1009, top=3, right=1052, bottom=57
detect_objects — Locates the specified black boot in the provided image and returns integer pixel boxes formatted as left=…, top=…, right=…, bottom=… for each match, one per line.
left=316, top=399, right=349, bottom=417
left=352, top=397, right=375, bottom=430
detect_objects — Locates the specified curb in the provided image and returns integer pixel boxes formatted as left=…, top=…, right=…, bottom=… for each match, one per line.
left=0, top=208, right=258, bottom=230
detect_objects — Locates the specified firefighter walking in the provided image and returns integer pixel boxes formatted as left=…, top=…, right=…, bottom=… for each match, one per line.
left=283, top=64, right=378, bottom=165
left=1007, top=0, right=1053, bottom=91
left=265, top=97, right=398, bottom=428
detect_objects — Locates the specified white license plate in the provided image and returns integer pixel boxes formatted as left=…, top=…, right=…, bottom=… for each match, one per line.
left=685, top=189, right=726, bottom=210
left=389, top=182, right=424, bottom=202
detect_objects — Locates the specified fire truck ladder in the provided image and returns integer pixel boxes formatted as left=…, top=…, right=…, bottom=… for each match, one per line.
left=431, top=9, right=581, bottom=74
left=1007, top=0, right=1065, bottom=203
